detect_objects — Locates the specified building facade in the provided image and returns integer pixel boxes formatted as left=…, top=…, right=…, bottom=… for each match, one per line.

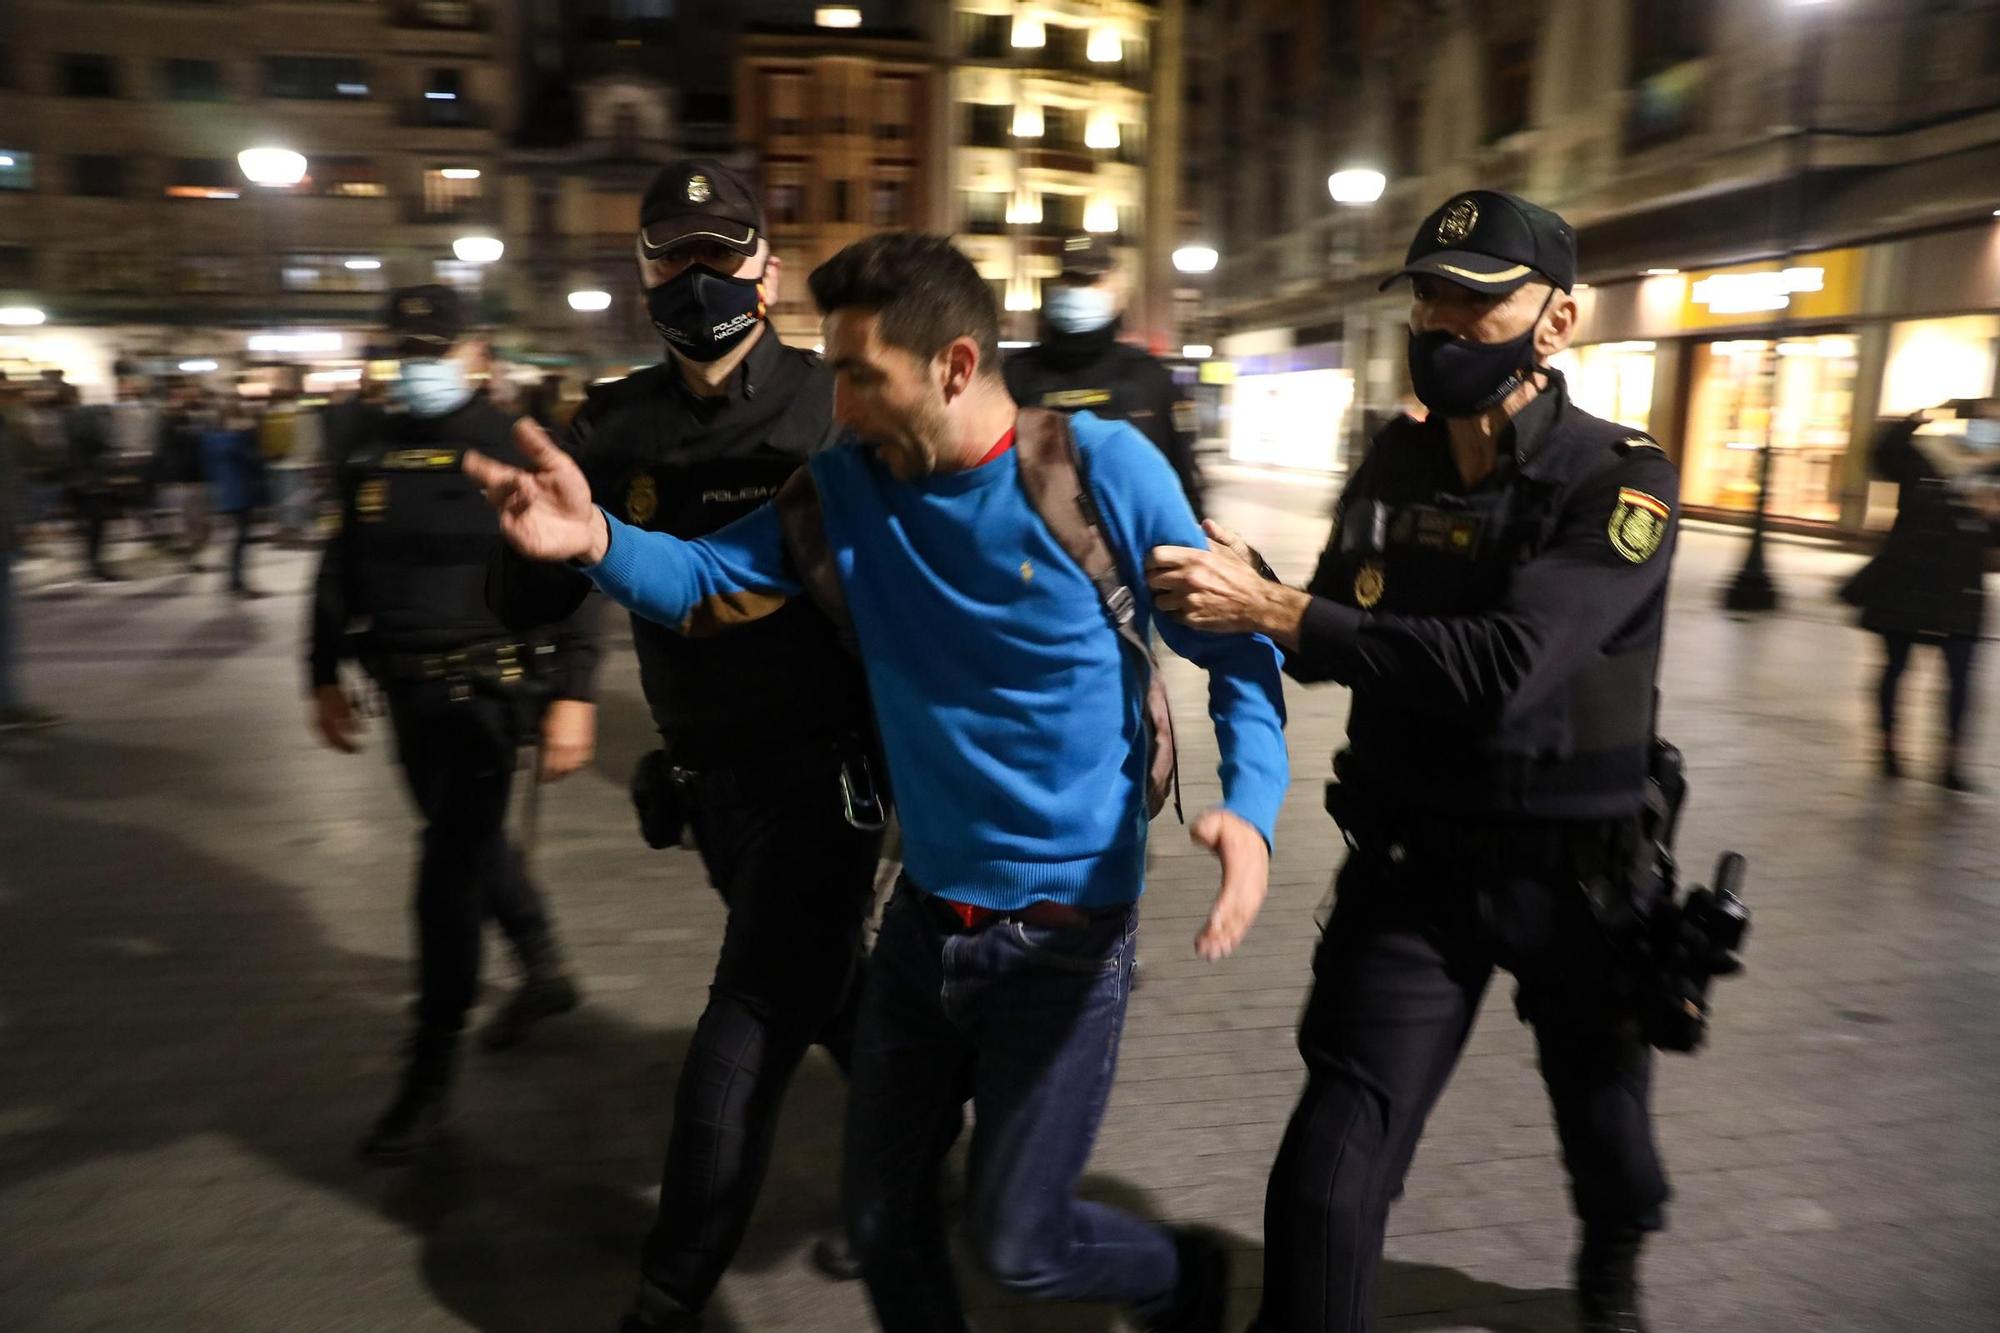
left=945, top=0, right=1182, bottom=351
left=735, top=17, right=943, bottom=348
left=0, top=0, right=516, bottom=393
left=1186, top=0, right=2000, bottom=535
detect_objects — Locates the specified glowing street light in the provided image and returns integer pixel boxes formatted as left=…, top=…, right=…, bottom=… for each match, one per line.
left=567, top=289, right=612, bottom=312
left=1173, top=245, right=1219, bottom=274
left=0, top=306, right=47, bottom=326
left=439, top=167, right=481, bottom=181
left=238, top=147, right=307, bottom=188
left=178, top=359, right=220, bottom=373
left=344, top=258, right=382, bottom=271
left=452, top=235, right=504, bottom=264
left=1327, top=167, right=1386, bottom=205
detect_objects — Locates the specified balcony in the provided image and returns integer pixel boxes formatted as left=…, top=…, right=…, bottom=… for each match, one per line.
left=398, top=97, right=494, bottom=131
left=393, top=1, right=491, bottom=30
left=1019, top=147, right=1097, bottom=176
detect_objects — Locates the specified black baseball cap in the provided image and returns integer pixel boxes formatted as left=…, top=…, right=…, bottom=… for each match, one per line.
left=382, top=283, right=466, bottom=350
left=640, top=158, right=763, bottom=260
left=1380, top=190, right=1577, bottom=295
left=1056, top=234, right=1116, bottom=280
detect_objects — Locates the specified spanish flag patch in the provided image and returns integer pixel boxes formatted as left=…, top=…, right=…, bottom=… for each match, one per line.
left=1608, top=488, right=1671, bottom=564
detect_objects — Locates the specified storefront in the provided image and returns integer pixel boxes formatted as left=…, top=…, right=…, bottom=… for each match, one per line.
left=1218, top=336, right=1352, bottom=473
left=1563, top=219, right=2000, bottom=532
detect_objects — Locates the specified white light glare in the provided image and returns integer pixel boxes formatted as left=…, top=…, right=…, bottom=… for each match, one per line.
left=1088, top=28, right=1123, bottom=63
left=344, top=258, right=382, bottom=270
left=1173, top=245, right=1219, bottom=274
left=815, top=5, right=863, bottom=27
left=1182, top=344, right=1213, bottom=360
left=247, top=332, right=344, bottom=353
left=1328, top=168, right=1387, bottom=205
left=238, top=147, right=307, bottom=187
left=1690, top=266, right=1825, bottom=315
left=439, top=168, right=481, bottom=181
left=567, top=289, right=613, bottom=312
left=0, top=307, right=48, bottom=326
left=452, top=235, right=504, bottom=264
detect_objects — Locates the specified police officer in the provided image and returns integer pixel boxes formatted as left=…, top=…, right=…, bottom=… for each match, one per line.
left=488, top=159, right=881, bottom=1333
left=308, top=285, right=602, bottom=1163
left=1146, top=192, right=1679, bottom=1333
left=1005, top=234, right=1207, bottom=517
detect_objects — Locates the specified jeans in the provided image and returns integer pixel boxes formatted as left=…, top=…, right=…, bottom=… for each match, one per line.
left=0, top=551, right=17, bottom=711
left=385, top=682, right=556, bottom=1033
left=843, top=881, right=1176, bottom=1332
left=640, top=761, right=883, bottom=1311
left=226, top=509, right=253, bottom=591
left=1254, top=826, right=1667, bottom=1333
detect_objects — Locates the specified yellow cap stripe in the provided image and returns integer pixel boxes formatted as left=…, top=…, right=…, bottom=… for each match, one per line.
left=1433, top=261, right=1532, bottom=283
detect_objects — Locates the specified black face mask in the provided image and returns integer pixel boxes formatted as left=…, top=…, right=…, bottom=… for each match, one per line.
left=1407, top=288, right=1555, bottom=417
left=646, top=263, right=767, bottom=363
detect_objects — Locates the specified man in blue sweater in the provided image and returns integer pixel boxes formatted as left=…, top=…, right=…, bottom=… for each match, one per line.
left=466, top=232, right=1287, bottom=1332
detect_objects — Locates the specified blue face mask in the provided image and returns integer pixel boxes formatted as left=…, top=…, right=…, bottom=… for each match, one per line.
left=393, top=357, right=474, bottom=418
left=1042, top=285, right=1117, bottom=336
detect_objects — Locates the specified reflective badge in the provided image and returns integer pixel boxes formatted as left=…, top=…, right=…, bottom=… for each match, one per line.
left=1608, top=487, right=1671, bottom=564
left=686, top=174, right=712, bottom=204
left=356, top=478, right=389, bottom=521
left=1019, top=560, right=1034, bottom=583
left=1042, top=388, right=1113, bottom=410
left=1354, top=560, right=1385, bottom=609
left=1437, top=197, right=1479, bottom=245
left=627, top=474, right=658, bottom=525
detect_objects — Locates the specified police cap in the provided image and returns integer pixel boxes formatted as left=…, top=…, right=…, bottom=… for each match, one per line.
left=1380, top=190, right=1577, bottom=296
left=640, top=158, right=764, bottom=261
left=383, top=283, right=465, bottom=351
left=1056, top=234, right=1116, bottom=280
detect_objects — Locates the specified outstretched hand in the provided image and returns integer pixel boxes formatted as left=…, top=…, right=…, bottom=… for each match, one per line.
left=1190, top=808, right=1270, bottom=960
left=463, top=417, right=609, bottom=566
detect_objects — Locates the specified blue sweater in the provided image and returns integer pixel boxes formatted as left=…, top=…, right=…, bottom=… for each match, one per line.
left=585, top=411, right=1289, bottom=910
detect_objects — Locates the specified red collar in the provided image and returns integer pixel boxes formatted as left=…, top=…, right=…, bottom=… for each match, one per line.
left=973, top=426, right=1017, bottom=468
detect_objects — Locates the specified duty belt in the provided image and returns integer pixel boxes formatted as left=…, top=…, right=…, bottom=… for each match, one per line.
left=666, top=733, right=857, bottom=808
left=375, top=639, right=553, bottom=694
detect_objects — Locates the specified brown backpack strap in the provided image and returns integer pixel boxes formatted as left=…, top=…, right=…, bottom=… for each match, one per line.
left=1014, top=409, right=1182, bottom=821
left=773, top=465, right=859, bottom=653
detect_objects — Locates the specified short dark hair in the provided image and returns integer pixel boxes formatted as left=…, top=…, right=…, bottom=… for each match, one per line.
left=808, top=231, right=1001, bottom=377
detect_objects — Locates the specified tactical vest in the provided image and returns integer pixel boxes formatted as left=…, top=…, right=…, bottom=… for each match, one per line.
left=1329, top=413, right=1667, bottom=818
left=342, top=401, right=519, bottom=657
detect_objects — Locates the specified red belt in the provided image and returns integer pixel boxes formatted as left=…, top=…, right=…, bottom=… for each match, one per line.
left=937, top=897, right=1091, bottom=931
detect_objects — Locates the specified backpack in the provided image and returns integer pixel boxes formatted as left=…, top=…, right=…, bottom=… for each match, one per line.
left=773, top=407, right=1182, bottom=821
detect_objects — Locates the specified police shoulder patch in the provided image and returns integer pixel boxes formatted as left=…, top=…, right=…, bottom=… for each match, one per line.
left=1607, top=487, right=1671, bottom=563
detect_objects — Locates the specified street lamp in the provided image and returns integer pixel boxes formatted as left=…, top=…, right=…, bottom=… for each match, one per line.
left=452, top=235, right=504, bottom=264
left=0, top=306, right=46, bottom=326
left=1173, top=245, right=1219, bottom=275
left=237, top=147, right=307, bottom=188
left=568, top=289, right=611, bottom=313
left=1328, top=167, right=1387, bottom=206
left=1724, top=0, right=1837, bottom=613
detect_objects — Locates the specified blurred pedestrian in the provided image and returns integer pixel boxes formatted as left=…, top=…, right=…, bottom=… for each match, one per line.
left=203, top=400, right=265, bottom=598
left=1149, top=191, right=1681, bottom=1333
left=1005, top=234, right=1207, bottom=518
left=309, top=284, right=602, bottom=1163
left=0, top=373, right=62, bottom=730
left=1841, top=404, right=2000, bottom=792
left=60, top=385, right=123, bottom=582
left=159, top=385, right=213, bottom=569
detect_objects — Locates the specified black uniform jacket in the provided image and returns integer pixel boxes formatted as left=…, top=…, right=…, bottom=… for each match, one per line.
left=489, top=332, right=873, bottom=769
left=1004, top=318, right=1206, bottom=518
left=309, top=394, right=602, bottom=699
left=1289, top=372, right=1680, bottom=819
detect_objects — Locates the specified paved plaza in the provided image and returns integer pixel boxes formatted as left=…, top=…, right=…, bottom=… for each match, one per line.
left=2, top=468, right=1996, bottom=1331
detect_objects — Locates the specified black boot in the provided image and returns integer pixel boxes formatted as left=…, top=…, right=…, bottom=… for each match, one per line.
left=1576, top=1226, right=1648, bottom=1333
left=616, top=1278, right=703, bottom=1332
left=482, top=934, right=581, bottom=1051
left=358, top=1028, right=457, bottom=1164
left=809, top=1229, right=864, bottom=1282
left=1142, top=1227, right=1229, bottom=1333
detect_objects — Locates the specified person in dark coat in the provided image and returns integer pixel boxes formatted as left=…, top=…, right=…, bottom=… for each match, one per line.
left=1843, top=406, right=2000, bottom=791
left=201, top=403, right=266, bottom=598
